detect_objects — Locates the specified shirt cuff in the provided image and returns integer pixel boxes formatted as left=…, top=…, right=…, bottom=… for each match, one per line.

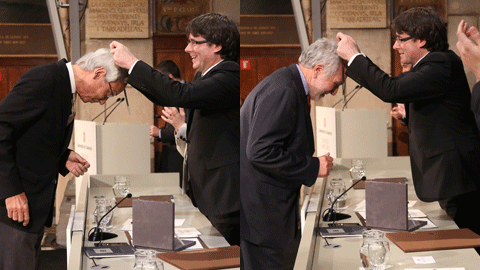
left=348, top=53, right=366, bottom=66
left=128, top=60, right=140, bottom=75
left=175, top=123, right=187, bottom=141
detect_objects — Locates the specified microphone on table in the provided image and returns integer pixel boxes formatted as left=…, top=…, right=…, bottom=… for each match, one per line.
left=88, top=193, right=132, bottom=241
left=322, top=176, right=366, bottom=222
left=91, top=98, right=123, bottom=121
left=102, top=98, right=125, bottom=125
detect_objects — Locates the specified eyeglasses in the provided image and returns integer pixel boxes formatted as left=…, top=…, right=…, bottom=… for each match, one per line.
left=395, top=36, right=413, bottom=43
left=107, top=82, right=114, bottom=98
left=187, top=39, right=208, bottom=46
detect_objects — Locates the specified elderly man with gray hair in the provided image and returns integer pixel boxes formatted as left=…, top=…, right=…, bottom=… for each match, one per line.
left=240, top=38, right=342, bottom=269
left=0, top=48, right=126, bottom=270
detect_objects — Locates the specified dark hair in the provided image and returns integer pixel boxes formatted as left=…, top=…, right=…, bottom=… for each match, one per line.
left=392, top=7, right=448, bottom=52
left=186, top=13, right=240, bottom=62
left=155, top=60, right=181, bottom=79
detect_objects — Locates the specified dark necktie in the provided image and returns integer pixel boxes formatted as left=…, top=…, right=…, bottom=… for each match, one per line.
left=67, top=93, right=76, bottom=125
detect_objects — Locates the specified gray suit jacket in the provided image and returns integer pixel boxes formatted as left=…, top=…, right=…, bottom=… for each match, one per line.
left=240, top=64, right=319, bottom=248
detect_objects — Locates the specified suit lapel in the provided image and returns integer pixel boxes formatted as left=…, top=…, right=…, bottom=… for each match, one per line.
left=57, top=60, right=75, bottom=154
left=186, top=72, right=203, bottom=137
left=287, top=64, right=315, bottom=154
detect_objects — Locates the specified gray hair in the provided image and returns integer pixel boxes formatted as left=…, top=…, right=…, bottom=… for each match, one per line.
left=298, top=38, right=341, bottom=77
left=75, top=48, right=124, bottom=82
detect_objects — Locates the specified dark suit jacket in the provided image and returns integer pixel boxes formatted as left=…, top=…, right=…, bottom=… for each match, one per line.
left=240, top=64, right=320, bottom=248
left=159, top=122, right=176, bottom=144
left=157, top=122, right=183, bottom=178
left=471, top=82, right=480, bottom=130
left=0, top=59, right=73, bottom=233
left=348, top=51, right=480, bottom=202
left=128, top=60, right=240, bottom=217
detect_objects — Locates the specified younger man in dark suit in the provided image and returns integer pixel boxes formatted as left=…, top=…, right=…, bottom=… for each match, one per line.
left=240, top=38, right=339, bottom=269
left=110, top=13, right=240, bottom=246
left=337, top=7, right=480, bottom=246
left=0, top=48, right=127, bottom=269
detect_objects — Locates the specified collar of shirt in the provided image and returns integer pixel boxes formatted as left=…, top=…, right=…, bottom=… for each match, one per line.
left=66, top=62, right=76, bottom=94
left=413, top=51, right=431, bottom=68
left=296, top=64, right=309, bottom=96
left=202, top=59, right=224, bottom=77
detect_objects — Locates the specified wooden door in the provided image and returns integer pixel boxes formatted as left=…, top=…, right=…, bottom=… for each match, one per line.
left=0, top=57, right=57, bottom=102
left=240, top=46, right=301, bottom=100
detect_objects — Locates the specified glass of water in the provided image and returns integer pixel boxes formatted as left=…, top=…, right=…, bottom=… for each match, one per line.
left=367, top=240, right=390, bottom=270
left=326, top=178, right=347, bottom=211
left=349, top=159, right=366, bottom=180
left=113, top=176, right=130, bottom=197
left=93, top=198, right=113, bottom=231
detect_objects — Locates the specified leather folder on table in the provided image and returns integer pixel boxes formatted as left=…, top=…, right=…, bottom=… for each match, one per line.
left=354, top=177, right=407, bottom=189
left=115, top=196, right=138, bottom=207
left=365, top=181, right=425, bottom=231
left=386, top=228, right=480, bottom=252
left=132, top=195, right=194, bottom=251
left=115, top=195, right=174, bottom=208
left=156, top=245, right=240, bottom=270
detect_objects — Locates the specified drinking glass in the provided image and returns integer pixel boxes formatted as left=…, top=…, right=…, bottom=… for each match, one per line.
left=367, top=241, right=389, bottom=270
left=359, top=230, right=385, bottom=270
left=113, top=176, right=130, bottom=197
left=350, top=159, right=366, bottom=180
left=93, top=198, right=113, bottom=231
left=380, top=241, right=390, bottom=270
left=144, top=250, right=163, bottom=270
left=326, top=178, right=347, bottom=211
left=133, top=250, right=147, bottom=270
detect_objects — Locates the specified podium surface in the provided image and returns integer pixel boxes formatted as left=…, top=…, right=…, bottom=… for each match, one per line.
left=68, top=173, right=234, bottom=270
left=316, top=107, right=388, bottom=158
left=295, top=157, right=480, bottom=269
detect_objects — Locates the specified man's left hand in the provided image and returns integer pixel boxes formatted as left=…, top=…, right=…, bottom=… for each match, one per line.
left=456, top=20, right=480, bottom=82
left=66, top=151, right=90, bottom=177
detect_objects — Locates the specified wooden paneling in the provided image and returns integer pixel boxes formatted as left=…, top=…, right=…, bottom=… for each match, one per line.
left=8, top=67, right=30, bottom=90
left=0, top=68, right=8, bottom=101
left=0, top=57, right=57, bottom=103
left=391, top=35, right=409, bottom=156
left=240, top=46, right=301, bottom=99
left=153, top=35, right=196, bottom=82
left=240, top=57, right=257, bottom=101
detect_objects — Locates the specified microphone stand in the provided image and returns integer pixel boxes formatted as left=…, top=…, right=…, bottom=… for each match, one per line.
left=88, top=193, right=132, bottom=241
left=102, top=98, right=125, bottom=125
left=91, top=98, right=122, bottom=121
left=323, top=176, right=366, bottom=222
left=342, top=85, right=363, bottom=111
left=332, top=85, right=363, bottom=108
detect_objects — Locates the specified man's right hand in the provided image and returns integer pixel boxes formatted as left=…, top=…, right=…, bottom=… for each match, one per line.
left=336, top=32, right=362, bottom=62
left=150, top=125, right=160, bottom=137
left=318, top=153, right=334, bottom=177
left=110, top=41, right=139, bottom=70
left=5, top=192, right=29, bottom=226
